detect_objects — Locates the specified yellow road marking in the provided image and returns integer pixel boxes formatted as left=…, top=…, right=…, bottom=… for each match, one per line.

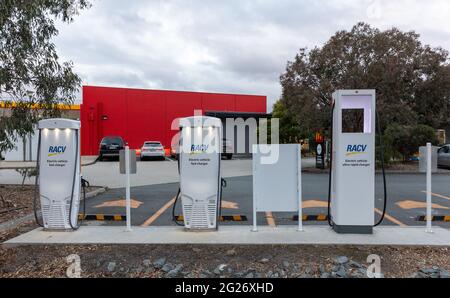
left=317, top=214, right=327, bottom=221
left=94, top=199, right=143, bottom=209
left=396, top=200, right=449, bottom=210
left=375, top=208, right=406, bottom=227
left=265, top=212, right=276, bottom=227
left=302, top=200, right=328, bottom=208
left=421, top=191, right=450, bottom=201
left=141, top=197, right=176, bottom=227
left=221, top=200, right=239, bottom=209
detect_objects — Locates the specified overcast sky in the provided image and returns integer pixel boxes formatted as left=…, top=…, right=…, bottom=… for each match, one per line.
left=54, top=0, right=450, bottom=111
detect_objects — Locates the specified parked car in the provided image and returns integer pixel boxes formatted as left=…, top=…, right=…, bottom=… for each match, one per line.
left=438, top=144, right=450, bottom=168
left=141, top=141, right=165, bottom=160
left=98, top=136, right=125, bottom=161
left=408, top=152, right=420, bottom=162
left=222, top=138, right=233, bottom=160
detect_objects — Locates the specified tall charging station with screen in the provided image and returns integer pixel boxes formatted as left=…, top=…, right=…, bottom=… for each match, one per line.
left=330, top=90, right=376, bottom=234
left=178, top=116, right=222, bottom=230
left=36, top=119, right=81, bottom=230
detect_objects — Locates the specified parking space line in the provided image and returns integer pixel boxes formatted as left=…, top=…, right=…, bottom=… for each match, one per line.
left=265, top=212, right=276, bottom=227
left=422, top=191, right=450, bottom=202
left=396, top=200, right=449, bottom=210
left=221, top=200, right=239, bottom=209
left=375, top=208, right=406, bottom=227
left=141, top=197, right=176, bottom=227
left=94, top=198, right=143, bottom=209
left=302, top=200, right=328, bottom=208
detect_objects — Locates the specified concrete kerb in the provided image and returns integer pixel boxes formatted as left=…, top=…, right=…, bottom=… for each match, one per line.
left=0, top=186, right=107, bottom=233
left=4, top=226, right=450, bottom=247
left=0, top=213, right=35, bottom=232
left=84, top=187, right=107, bottom=199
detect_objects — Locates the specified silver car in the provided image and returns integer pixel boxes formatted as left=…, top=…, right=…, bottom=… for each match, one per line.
left=437, top=144, right=450, bottom=168
left=140, top=141, right=165, bottom=160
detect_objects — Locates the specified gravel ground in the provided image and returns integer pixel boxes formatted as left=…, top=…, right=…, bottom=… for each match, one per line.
left=0, top=185, right=101, bottom=224
left=1, top=222, right=449, bottom=278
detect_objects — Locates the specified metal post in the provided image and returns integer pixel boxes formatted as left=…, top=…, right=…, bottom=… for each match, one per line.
left=28, top=132, right=32, bottom=161
left=426, top=143, right=433, bottom=233
left=297, top=145, right=303, bottom=231
left=22, top=136, right=26, bottom=161
left=252, top=154, right=258, bottom=232
left=125, top=146, right=132, bottom=231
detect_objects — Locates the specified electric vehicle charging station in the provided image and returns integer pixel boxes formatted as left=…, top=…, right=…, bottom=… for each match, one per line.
left=176, top=116, right=222, bottom=230
left=35, top=118, right=82, bottom=230
left=329, top=90, right=379, bottom=234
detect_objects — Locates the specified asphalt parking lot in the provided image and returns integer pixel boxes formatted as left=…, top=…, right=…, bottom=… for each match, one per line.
left=83, top=173, right=450, bottom=229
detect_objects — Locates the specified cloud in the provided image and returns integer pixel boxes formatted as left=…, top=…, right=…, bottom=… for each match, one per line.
left=53, top=0, right=450, bottom=110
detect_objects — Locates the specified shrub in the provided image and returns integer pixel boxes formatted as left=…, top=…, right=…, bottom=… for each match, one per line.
left=382, top=124, right=438, bottom=162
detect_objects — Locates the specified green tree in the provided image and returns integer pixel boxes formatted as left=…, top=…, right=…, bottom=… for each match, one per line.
left=383, top=123, right=411, bottom=161
left=271, top=100, right=303, bottom=143
left=383, top=123, right=437, bottom=161
left=280, top=22, right=450, bottom=136
left=0, top=0, right=91, bottom=153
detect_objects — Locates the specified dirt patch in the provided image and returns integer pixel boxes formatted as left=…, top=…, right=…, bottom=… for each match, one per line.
left=0, top=185, right=35, bottom=224
left=0, top=185, right=102, bottom=224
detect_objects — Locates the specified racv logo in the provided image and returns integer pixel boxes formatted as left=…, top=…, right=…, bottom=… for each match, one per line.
left=48, top=145, right=66, bottom=157
left=190, top=144, right=209, bottom=154
left=345, top=144, right=367, bottom=157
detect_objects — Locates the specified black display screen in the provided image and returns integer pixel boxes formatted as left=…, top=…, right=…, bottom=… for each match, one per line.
left=342, top=108, right=364, bottom=133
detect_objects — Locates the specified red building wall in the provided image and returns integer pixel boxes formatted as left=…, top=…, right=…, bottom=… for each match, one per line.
left=80, top=86, right=267, bottom=155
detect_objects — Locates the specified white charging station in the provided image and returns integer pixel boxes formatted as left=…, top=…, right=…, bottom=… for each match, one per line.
left=330, top=90, right=376, bottom=234
left=178, top=116, right=222, bottom=230
left=36, top=118, right=81, bottom=230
